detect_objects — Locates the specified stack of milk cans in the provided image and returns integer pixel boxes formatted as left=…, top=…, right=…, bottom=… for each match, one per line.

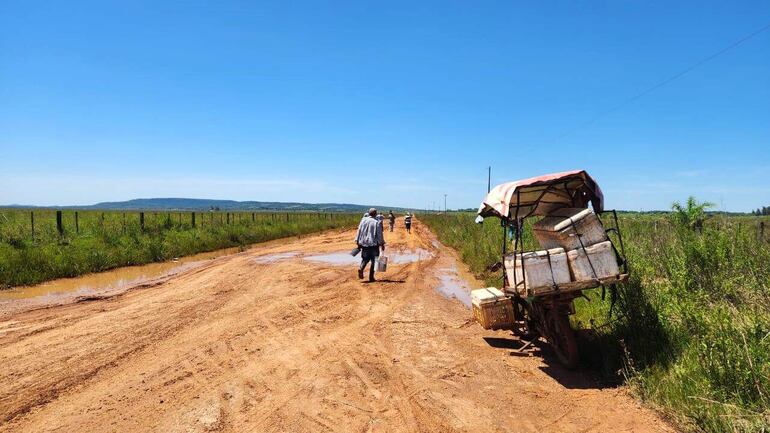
left=504, top=208, right=620, bottom=296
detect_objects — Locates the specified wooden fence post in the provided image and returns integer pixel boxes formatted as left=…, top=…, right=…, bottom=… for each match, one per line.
left=122, top=213, right=126, bottom=234
left=30, top=211, right=35, bottom=239
left=192, top=212, right=196, bottom=228
left=56, top=210, right=64, bottom=236
left=227, top=213, right=230, bottom=225
left=140, top=212, right=145, bottom=231
left=75, top=211, right=79, bottom=234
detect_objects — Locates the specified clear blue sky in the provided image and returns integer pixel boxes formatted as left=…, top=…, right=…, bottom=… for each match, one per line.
left=2, top=1, right=769, bottom=211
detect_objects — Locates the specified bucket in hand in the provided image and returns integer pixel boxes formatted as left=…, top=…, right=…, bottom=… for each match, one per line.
left=376, top=256, right=388, bottom=272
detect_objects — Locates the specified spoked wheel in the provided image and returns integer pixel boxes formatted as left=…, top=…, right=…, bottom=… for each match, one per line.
left=546, top=310, right=579, bottom=369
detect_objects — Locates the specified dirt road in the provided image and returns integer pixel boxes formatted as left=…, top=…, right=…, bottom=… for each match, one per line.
left=0, top=220, right=672, bottom=432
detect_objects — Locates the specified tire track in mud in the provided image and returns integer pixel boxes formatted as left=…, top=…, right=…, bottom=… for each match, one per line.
left=0, top=220, right=673, bottom=433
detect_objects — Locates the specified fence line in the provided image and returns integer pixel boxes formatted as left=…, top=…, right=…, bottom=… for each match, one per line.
left=4, top=210, right=355, bottom=241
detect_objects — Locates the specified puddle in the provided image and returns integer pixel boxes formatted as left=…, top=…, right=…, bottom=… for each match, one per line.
left=0, top=247, right=242, bottom=301
left=389, top=248, right=433, bottom=264
left=304, top=252, right=360, bottom=265
left=252, top=252, right=300, bottom=264
left=304, top=249, right=431, bottom=266
left=435, top=267, right=472, bottom=307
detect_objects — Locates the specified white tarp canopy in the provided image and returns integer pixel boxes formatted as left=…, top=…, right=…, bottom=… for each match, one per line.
left=477, top=170, right=604, bottom=219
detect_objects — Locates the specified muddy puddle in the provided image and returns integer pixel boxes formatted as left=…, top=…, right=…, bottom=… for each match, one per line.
left=252, top=252, right=300, bottom=264
left=304, top=248, right=432, bottom=266
left=0, top=247, right=243, bottom=301
left=390, top=248, right=433, bottom=264
left=304, top=252, right=359, bottom=265
left=435, top=267, right=472, bottom=307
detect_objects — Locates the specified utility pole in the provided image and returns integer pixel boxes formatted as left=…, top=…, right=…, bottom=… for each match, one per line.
left=487, top=166, right=491, bottom=193
left=444, top=194, right=447, bottom=214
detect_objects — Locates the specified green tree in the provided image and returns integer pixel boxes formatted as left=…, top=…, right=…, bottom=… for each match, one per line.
left=670, top=196, right=715, bottom=231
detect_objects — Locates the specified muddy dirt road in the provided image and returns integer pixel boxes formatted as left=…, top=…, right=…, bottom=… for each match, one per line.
left=0, top=220, right=672, bottom=432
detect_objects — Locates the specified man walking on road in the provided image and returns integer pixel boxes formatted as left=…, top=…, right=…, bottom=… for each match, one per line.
left=404, top=212, right=413, bottom=234
left=355, top=208, right=385, bottom=282
left=387, top=210, right=396, bottom=232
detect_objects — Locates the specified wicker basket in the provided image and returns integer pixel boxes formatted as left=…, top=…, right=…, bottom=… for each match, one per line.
left=471, top=288, right=514, bottom=330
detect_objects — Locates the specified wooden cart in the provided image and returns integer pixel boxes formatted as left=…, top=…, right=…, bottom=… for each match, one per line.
left=477, top=170, right=629, bottom=368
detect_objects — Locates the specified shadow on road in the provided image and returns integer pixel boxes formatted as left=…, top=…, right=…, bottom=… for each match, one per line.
left=537, top=363, right=607, bottom=390
left=483, top=334, right=610, bottom=390
left=364, top=279, right=406, bottom=284
left=482, top=336, right=526, bottom=350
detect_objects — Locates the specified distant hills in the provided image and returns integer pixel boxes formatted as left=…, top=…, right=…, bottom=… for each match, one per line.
left=3, top=198, right=408, bottom=212
left=3, top=199, right=753, bottom=214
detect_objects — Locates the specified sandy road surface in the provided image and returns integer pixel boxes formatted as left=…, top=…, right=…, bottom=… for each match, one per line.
left=0, top=220, right=672, bottom=432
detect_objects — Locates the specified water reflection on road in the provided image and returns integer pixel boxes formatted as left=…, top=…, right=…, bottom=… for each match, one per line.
left=0, top=247, right=242, bottom=301
left=304, top=248, right=433, bottom=265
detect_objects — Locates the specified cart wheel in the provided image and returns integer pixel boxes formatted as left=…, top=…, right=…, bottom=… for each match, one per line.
left=512, top=296, right=527, bottom=321
left=548, top=311, right=579, bottom=369
left=512, top=297, right=538, bottom=339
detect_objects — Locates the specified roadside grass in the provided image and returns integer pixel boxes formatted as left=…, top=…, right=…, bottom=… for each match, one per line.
left=0, top=209, right=360, bottom=288
left=421, top=212, right=770, bottom=433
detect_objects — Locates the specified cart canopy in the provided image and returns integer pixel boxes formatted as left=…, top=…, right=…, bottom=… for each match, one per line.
left=477, top=170, right=604, bottom=219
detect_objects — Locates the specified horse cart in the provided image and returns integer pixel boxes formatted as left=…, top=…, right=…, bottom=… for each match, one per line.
left=474, top=170, right=629, bottom=368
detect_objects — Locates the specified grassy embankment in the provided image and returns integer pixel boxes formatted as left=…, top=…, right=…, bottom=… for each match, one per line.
left=0, top=209, right=360, bottom=288
left=421, top=212, right=770, bottom=433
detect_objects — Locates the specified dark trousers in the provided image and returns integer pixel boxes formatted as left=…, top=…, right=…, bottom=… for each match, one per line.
left=405, top=223, right=411, bottom=233
left=359, top=246, right=380, bottom=279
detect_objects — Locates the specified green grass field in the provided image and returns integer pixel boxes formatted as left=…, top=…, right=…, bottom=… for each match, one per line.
left=421, top=212, right=770, bottom=433
left=0, top=209, right=360, bottom=288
